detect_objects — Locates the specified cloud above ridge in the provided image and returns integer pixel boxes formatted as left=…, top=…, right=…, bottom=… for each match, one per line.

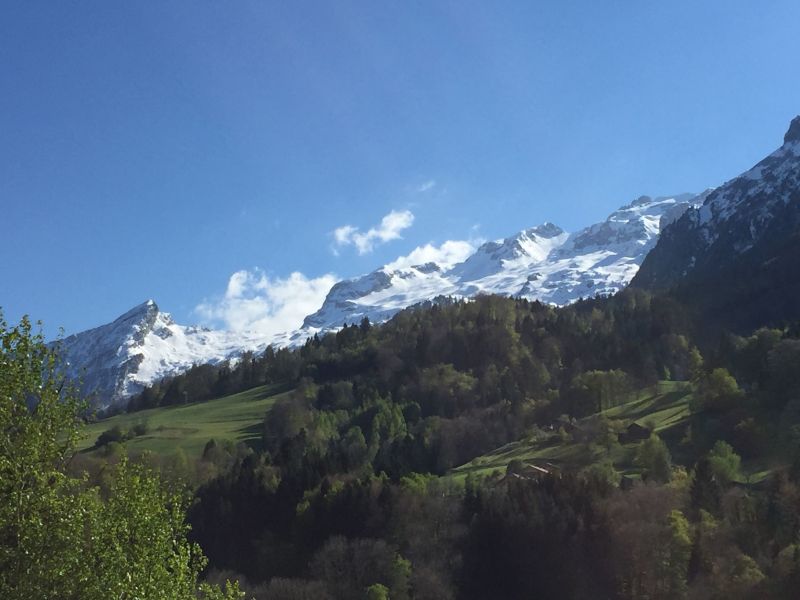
left=195, top=269, right=337, bottom=337
left=385, top=239, right=477, bottom=270
left=333, top=209, right=414, bottom=255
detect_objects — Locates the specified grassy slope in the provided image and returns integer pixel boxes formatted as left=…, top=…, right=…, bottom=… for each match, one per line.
left=450, top=381, right=694, bottom=482
left=78, top=384, right=287, bottom=457
left=603, top=381, right=692, bottom=432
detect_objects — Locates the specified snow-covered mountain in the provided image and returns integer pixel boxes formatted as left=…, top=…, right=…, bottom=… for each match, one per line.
left=60, top=192, right=705, bottom=409
left=301, top=193, right=704, bottom=332
left=55, top=300, right=270, bottom=408
left=633, top=116, right=800, bottom=331
left=635, top=116, right=800, bottom=291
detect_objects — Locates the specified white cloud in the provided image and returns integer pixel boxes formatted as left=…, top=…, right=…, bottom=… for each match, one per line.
left=333, top=209, right=414, bottom=255
left=416, top=180, right=436, bottom=193
left=196, top=269, right=338, bottom=337
left=385, top=239, right=478, bottom=271
left=333, top=224, right=357, bottom=245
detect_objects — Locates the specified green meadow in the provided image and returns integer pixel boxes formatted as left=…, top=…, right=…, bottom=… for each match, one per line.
left=78, top=384, right=288, bottom=457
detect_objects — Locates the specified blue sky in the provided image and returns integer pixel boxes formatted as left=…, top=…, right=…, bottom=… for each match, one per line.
left=2, top=1, right=799, bottom=337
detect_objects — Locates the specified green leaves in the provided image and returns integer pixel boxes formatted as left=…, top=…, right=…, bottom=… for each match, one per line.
left=0, top=314, right=239, bottom=600
left=706, top=440, right=742, bottom=486
left=635, top=433, right=673, bottom=483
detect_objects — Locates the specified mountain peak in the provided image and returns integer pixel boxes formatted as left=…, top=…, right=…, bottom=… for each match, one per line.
left=635, top=120, right=800, bottom=296
left=115, top=299, right=159, bottom=323
left=784, top=116, right=800, bottom=145
left=527, top=222, right=565, bottom=238
left=55, top=298, right=272, bottom=408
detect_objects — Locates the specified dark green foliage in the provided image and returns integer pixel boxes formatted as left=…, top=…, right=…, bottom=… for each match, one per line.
left=635, top=433, right=673, bottom=483
left=95, top=424, right=127, bottom=447
left=706, top=440, right=742, bottom=485
left=309, top=537, right=410, bottom=600
left=692, top=368, right=743, bottom=413
left=460, top=473, right=614, bottom=599
left=94, top=420, right=149, bottom=448
left=690, top=458, right=722, bottom=515
left=567, top=369, right=632, bottom=414
left=599, top=486, right=692, bottom=598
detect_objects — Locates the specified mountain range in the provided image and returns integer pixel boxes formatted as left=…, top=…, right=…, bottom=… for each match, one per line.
left=57, top=117, right=800, bottom=408
left=301, top=193, right=706, bottom=333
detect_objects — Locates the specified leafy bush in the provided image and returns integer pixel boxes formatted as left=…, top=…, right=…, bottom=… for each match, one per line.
left=0, top=315, right=240, bottom=599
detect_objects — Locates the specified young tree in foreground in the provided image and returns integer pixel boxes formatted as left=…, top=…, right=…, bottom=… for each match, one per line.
left=0, top=314, right=241, bottom=600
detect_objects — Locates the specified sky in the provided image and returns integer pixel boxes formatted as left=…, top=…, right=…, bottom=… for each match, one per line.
left=2, top=1, right=800, bottom=338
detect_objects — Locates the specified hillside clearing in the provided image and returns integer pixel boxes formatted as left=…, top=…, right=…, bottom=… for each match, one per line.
left=78, top=384, right=288, bottom=457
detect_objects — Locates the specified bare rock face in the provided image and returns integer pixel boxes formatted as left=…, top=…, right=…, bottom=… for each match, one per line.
left=784, top=115, right=800, bottom=144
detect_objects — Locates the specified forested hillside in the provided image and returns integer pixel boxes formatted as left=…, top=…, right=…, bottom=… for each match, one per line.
left=83, top=288, right=800, bottom=599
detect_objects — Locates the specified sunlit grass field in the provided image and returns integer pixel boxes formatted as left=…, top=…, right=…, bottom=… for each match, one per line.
left=78, top=384, right=288, bottom=457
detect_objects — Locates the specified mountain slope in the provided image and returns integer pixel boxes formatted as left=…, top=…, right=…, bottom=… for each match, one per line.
left=633, top=116, right=800, bottom=331
left=302, top=193, right=702, bottom=332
